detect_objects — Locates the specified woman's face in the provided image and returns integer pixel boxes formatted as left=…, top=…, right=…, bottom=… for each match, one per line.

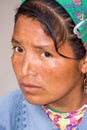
left=11, top=15, right=83, bottom=108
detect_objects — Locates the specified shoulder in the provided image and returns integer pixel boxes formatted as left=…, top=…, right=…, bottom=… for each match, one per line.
left=0, top=89, right=24, bottom=129
left=0, top=89, right=24, bottom=108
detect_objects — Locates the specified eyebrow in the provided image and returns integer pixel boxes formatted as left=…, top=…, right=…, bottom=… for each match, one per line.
left=11, top=38, right=51, bottom=49
left=11, top=38, right=21, bottom=44
left=33, top=45, right=50, bottom=50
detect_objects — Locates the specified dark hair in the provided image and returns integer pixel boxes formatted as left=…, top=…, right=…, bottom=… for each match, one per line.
left=15, top=0, right=86, bottom=60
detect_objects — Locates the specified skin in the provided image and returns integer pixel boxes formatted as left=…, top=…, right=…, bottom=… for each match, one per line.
left=11, top=15, right=87, bottom=112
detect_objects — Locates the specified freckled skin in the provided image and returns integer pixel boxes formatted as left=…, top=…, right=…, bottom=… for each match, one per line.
left=11, top=15, right=87, bottom=112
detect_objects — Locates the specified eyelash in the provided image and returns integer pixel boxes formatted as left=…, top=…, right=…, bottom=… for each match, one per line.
left=41, top=51, right=53, bottom=58
left=12, top=46, right=53, bottom=58
left=12, top=46, right=24, bottom=53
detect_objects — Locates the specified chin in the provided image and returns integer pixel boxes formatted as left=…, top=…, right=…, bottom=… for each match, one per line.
left=24, top=95, right=45, bottom=105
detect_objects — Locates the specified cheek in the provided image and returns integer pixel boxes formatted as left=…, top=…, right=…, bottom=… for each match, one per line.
left=11, top=55, right=21, bottom=75
left=39, top=59, right=79, bottom=89
left=11, top=55, right=15, bottom=70
left=39, top=60, right=60, bottom=84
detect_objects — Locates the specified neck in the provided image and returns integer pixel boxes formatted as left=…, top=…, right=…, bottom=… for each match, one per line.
left=47, top=89, right=87, bottom=113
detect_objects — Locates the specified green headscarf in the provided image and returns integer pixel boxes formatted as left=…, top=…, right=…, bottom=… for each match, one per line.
left=21, top=0, right=26, bottom=3
left=21, top=0, right=87, bottom=49
left=55, top=0, right=87, bottom=49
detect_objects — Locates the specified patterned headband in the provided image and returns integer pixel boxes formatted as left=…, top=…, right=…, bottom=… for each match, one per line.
left=21, top=0, right=87, bottom=50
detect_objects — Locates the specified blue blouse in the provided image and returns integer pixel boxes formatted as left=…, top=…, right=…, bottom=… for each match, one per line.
left=0, top=90, right=87, bottom=130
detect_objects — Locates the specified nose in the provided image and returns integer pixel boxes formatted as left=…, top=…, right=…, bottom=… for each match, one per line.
left=22, top=54, right=37, bottom=77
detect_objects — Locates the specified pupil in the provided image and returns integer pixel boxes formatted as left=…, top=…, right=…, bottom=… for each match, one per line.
left=18, top=47, right=23, bottom=52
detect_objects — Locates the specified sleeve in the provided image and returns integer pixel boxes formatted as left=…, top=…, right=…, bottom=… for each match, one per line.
left=0, top=125, right=6, bottom=130
left=0, top=89, right=23, bottom=130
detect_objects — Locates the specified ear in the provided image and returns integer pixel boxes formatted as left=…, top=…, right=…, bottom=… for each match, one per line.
left=81, top=54, right=87, bottom=74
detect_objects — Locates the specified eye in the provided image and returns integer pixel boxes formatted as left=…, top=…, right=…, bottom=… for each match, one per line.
left=12, top=46, right=24, bottom=53
left=41, top=52, right=53, bottom=58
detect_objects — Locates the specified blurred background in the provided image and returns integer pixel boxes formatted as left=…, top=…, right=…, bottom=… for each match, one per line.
left=0, top=0, right=21, bottom=97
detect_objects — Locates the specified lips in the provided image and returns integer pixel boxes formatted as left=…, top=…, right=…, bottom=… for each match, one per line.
left=21, top=83, right=42, bottom=93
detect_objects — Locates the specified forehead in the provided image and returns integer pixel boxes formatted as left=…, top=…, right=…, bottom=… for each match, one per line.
left=13, top=15, right=55, bottom=48
left=14, top=15, right=44, bottom=36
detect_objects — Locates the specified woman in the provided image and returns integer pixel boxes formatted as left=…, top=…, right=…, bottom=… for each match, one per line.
left=0, top=0, right=87, bottom=129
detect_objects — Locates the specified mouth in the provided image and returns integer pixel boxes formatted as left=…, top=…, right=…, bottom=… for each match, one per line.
left=21, top=83, right=42, bottom=93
